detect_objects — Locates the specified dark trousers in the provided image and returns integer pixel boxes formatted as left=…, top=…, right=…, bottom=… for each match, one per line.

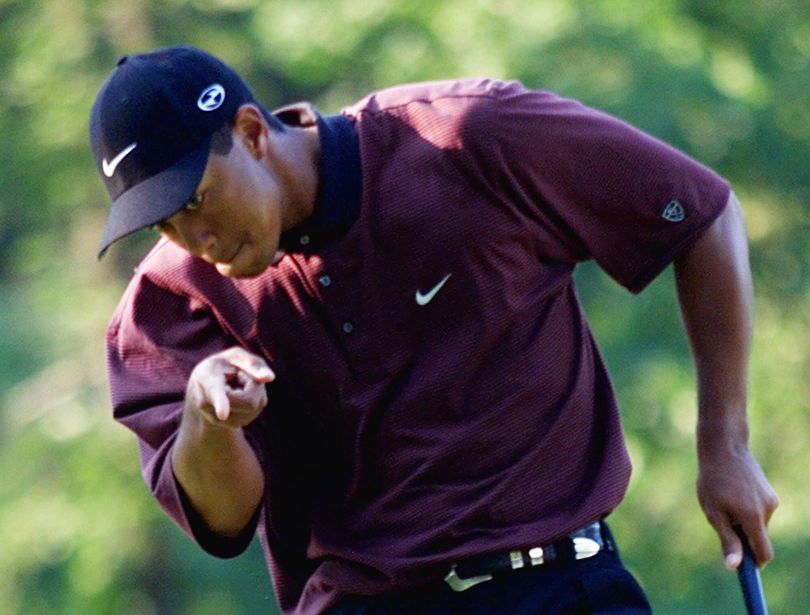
left=327, top=529, right=651, bottom=614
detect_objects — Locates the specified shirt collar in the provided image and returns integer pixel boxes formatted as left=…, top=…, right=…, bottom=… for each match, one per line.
left=280, top=113, right=362, bottom=252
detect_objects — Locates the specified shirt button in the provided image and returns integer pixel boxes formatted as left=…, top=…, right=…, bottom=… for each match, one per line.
left=299, top=234, right=310, bottom=246
left=342, top=321, right=354, bottom=334
left=319, top=275, right=332, bottom=287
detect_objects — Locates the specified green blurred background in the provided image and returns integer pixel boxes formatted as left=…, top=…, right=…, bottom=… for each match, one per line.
left=1, top=0, right=808, bottom=613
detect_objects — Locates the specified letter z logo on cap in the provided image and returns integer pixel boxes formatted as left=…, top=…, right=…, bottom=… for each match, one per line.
left=197, top=84, right=225, bottom=111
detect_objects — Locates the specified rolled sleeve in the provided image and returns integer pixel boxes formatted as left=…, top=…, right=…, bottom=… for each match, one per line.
left=106, top=254, right=257, bottom=558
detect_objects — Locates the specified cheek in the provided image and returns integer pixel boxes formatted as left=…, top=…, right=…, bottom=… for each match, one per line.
left=226, top=156, right=283, bottom=239
left=159, top=229, right=186, bottom=250
left=245, top=182, right=282, bottom=236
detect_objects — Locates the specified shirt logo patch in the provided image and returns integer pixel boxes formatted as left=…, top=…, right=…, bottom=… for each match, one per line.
left=197, top=84, right=225, bottom=111
left=415, top=273, right=452, bottom=306
left=662, top=200, right=685, bottom=222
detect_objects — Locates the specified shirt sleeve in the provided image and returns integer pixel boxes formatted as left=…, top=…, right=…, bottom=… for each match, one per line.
left=463, top=81, right=730, bottom=293
left=106, top=255, right=260, bottom=559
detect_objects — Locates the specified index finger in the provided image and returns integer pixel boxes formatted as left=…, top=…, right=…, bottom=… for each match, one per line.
left=222, top=348, right=275, bottom=383
left=738, top=522, right=774, bottom=569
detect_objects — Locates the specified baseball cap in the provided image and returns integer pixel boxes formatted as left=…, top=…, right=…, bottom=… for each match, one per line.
left=89, top=46, right=256, bottom=257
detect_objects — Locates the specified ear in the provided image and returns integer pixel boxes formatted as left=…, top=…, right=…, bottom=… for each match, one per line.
left=232, top=103, right=271, bottom=159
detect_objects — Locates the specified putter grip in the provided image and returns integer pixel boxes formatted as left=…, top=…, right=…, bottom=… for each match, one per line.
left=737, top=531, right=768, bottom=615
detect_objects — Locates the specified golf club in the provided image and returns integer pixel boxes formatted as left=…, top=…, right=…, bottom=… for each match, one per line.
left=736, top=527, right=768, bottom=615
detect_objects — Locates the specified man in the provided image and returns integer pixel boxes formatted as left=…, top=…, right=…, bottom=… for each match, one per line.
left=90, top=46, right=777, bottom=614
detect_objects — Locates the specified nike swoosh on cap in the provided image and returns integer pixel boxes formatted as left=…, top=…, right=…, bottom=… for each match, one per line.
left=102, top=142, right=138, bottom=178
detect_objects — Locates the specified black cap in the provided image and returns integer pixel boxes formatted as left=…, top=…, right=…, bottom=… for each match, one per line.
left=89, top=46, right=255, bottom=257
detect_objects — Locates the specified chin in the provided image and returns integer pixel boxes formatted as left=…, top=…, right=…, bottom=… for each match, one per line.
left=222, top=262, right=270, bottom=278
left=235, top=265, right=270, bottom=278
left=214, top=260, right=264, bottom=278
left=215, top=246, right=274, bottom=278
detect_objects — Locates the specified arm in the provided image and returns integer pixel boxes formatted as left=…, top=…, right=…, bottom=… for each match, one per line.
left=674, top=191, right=778, bottom=569
left=171, top=347, right=275, bottom=537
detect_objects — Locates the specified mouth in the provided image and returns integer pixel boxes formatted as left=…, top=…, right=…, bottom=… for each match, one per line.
left=212, top=244, right=276, bottom=278
left=214, top=244, right=242, bottom=266
left=214, top=244, right=256, bottom=277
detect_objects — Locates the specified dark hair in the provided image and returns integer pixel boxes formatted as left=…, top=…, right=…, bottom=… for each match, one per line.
left=209, top=105, right=285, bottom=156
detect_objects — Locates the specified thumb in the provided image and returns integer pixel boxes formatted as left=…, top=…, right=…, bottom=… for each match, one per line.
left=720, top=524, right=743, bottom=570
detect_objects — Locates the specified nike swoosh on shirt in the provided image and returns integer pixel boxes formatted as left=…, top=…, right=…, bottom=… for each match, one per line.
left=415, top=273, right=452, bottom=306
left=102, top=142, right=138, bottom=177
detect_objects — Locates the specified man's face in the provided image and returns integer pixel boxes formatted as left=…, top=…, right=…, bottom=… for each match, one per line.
left=154, top=134, right=284, bottom=278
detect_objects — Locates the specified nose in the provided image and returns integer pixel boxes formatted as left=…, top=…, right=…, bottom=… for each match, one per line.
left=169, top=216, right=217, bottom=258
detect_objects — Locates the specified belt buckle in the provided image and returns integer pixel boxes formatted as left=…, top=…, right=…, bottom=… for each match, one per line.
left=444, top=566, right=493, bottom=592
left=573, top=536, right=601, bottom=560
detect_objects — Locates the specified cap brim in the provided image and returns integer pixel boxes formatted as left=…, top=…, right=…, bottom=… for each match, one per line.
left=97, top=139, right=211, bottom=258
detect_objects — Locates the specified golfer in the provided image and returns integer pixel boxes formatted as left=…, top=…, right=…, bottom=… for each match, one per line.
left=90, top=46, right=777, bottom=614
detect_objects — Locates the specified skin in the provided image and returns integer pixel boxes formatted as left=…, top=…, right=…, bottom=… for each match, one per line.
left=166, top=103, right=320, bottom=536
left=172, top=347, right=274, bottom=537
left=163, top=107, right=777, bottom=566
left=154, top=103, right=320, bottom=278
left=674, top=191, right=778, bottom=570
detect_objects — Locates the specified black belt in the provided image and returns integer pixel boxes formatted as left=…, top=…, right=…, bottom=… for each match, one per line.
left=444, top=522, right=610, bottom=592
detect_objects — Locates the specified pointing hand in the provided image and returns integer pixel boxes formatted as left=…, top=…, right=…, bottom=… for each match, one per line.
left=186, top=347, right=275, bottom=427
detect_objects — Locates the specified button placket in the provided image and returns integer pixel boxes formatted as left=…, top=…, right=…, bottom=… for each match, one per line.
left=311, top=265, right=351, bottom=334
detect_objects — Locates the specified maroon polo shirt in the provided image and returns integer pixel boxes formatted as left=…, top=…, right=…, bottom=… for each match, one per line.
left=106, top=79, right=730, bottom=614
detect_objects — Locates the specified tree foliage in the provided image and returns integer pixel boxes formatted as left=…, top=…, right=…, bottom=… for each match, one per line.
left=1, top=1, right=808, bottom=613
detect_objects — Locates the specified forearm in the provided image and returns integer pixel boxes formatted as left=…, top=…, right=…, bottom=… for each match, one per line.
left=169, top=348, right=273, bottom=538
left=674, top=191, right=777, bottom=567
left=172, top=409, right=265, bottom=537
left=674, top=191, right=753, bottom=451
